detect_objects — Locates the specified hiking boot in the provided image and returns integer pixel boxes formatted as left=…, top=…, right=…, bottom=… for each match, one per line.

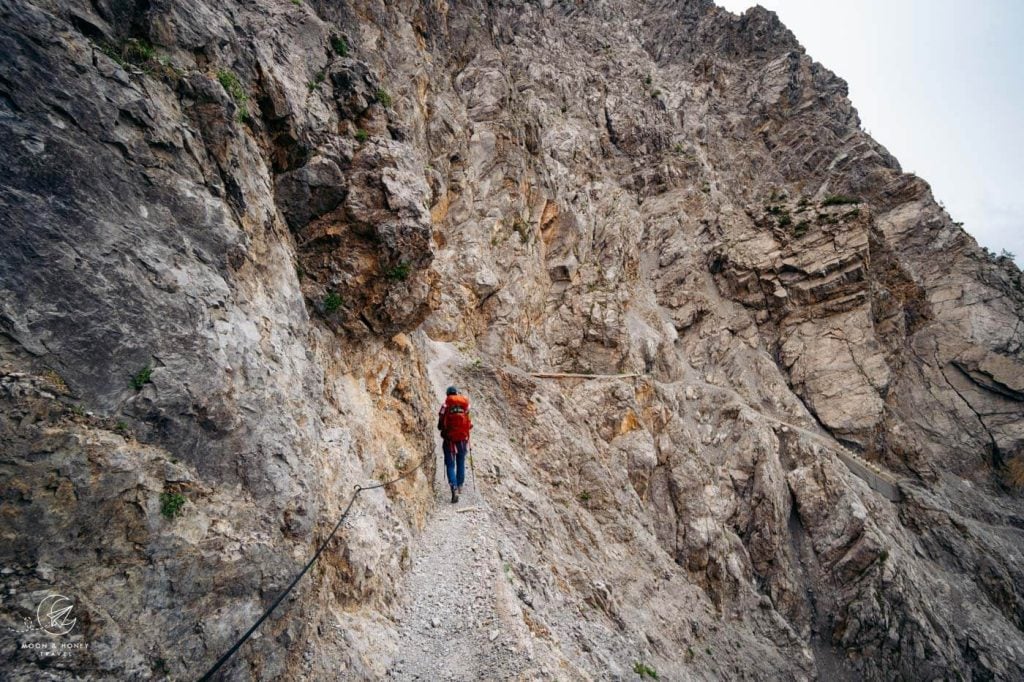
left=451, top=486, right=459, bottom=504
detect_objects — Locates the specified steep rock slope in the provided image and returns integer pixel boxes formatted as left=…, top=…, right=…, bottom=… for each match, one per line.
left=1, top=0, right=1023, bottom=680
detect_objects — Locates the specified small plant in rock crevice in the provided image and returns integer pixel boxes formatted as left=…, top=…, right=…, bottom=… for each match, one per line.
left=355, top=128, right=369, bottom=143
left=323, top=292, right=343, bottom=313
left=160, top=491, right=186, bottom=520
left=122, top=38, right=155, bottom=63
left=633, top=661, right=658, bottom=679
left=331, top=36, right=349, bottom=57
left=375, top=88, right=392, bottom=108
left=307, top=70, right=326, bottom=92
left=822, top=194, right=861, bottom=207
left=385, top=263, right=411, bottom=281
left=131, top=365, right=153, bottom=390
left=217, top=69, right=246, bottom=102
left=98, top=38, right=156, bottom=68
left=217, top=69, right=250, bottom=121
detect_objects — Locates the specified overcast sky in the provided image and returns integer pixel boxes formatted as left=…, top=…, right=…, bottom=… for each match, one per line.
left=717, top=0, right=1024, bottom=266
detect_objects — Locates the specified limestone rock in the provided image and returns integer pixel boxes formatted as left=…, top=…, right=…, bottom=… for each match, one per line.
left=1, top=1, right=1023, bottom=681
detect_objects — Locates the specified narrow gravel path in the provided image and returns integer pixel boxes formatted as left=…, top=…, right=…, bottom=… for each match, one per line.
left=386, top=337, right=534, bottom=680
left=388, top=463, right=528, bottom=681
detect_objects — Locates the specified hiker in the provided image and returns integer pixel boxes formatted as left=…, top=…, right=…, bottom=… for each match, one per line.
left=438, top=386, right=472, bottom=503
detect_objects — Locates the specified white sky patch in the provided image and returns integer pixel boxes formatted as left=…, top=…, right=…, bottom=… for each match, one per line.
left=716, top=0, right=1024, bottom=267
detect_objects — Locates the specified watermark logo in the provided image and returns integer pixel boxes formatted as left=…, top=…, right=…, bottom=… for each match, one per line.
left=36, top=594, right=76, bottom=636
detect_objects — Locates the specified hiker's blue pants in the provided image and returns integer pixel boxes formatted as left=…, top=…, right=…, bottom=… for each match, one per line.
left=443, top=439, right=467, bottom=488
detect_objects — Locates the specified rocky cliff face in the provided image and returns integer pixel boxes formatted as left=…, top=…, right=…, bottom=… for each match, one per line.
left=2, top=0, right=1023, bottom=679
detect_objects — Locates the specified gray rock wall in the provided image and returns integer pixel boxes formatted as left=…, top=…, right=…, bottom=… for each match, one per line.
left=1, top=0, right=1022, bottom=679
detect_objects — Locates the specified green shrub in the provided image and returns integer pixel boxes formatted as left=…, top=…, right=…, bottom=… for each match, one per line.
left=793, top=220, right=810, bottom=237
left=843, top=208, right=861, bottom=219
left=375, top=88, right=392, bottom=107
left=355, top=128, right=369, bottom=143
left=307, top=70, right=326, bottom=92
left=323, top=292, right=343, bottom=313
left=331, top=36, right=349, bottom=57
left=633, top=661, right=658, bottom=679
left=122, top=38, right=155, bottom=64
left=578, top=491, right=591, bottom=502
left=386, top=263, right=411, bottom=281
left=822, top=194, right=861, bottom=206
left=777, top=212, right=792, bottom=228
left=99, top=38, right=156, bottom=68
left=217, top=69, right=247, bottom=104
left=131, top=365, right=152, bottom=390
left=160, top=491, right=186, bottom=520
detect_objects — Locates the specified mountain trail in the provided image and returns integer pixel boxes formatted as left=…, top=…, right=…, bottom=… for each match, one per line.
left=387, top=338, right=535, bottom=680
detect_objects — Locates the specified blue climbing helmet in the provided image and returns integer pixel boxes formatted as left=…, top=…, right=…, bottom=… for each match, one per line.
left=446, top=386, right=458, bottom=395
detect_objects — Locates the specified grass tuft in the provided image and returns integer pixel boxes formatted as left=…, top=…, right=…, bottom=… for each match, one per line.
left=160, top=491, right=186, bottom=520
left=217, top=69, right=247, bottom=103
left=323, top=292, right=343, bottom=313
left=130, top=365, right=152, bottom=390
left=822, top=194, right=861, bottom=206
left=633, top=661, right=658, bottom=679
left=331, top=36, right=349, bottom=57
left=386, top=263, right=411, bottom=281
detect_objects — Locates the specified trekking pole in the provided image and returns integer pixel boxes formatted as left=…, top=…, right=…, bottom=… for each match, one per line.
left=469, top=441, right=477, bottom=493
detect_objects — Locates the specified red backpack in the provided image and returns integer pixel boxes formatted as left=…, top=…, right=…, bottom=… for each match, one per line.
left=441, top=394, right=472, bottom=441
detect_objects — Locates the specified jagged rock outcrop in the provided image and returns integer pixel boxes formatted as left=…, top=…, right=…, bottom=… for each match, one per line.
left=2, top=0, right=1023, bottom=680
